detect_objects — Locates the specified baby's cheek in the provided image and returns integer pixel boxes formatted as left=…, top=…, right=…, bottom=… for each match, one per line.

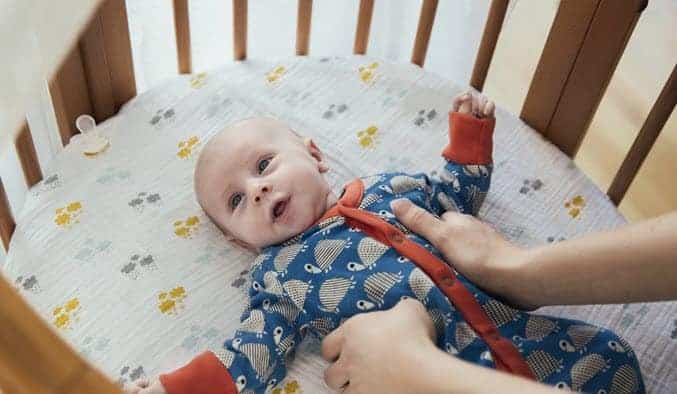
left=296, top=196, right=322, bottom=231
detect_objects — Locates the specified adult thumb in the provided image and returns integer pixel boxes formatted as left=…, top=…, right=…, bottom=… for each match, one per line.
left=390, top=199, right=443, bottom=244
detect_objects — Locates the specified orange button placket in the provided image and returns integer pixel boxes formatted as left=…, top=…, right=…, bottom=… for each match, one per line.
left=330, top=179, right=535, bottom=380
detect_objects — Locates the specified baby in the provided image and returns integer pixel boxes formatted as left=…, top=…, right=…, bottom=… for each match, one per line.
left=129, top=92, right=644, bottom=394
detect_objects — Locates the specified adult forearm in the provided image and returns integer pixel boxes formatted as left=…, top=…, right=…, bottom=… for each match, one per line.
left=417, top=347, right=558, bottom=394
left=519, top=211, right=677, bottom=307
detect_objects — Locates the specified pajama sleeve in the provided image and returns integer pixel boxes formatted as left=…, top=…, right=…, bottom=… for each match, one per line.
left=159, top=291, right=304, bottom=394
left=428, top=111, right=495, bottom=216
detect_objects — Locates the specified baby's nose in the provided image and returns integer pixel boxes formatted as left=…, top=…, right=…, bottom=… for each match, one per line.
left=253, top=184, right=272, bottom=203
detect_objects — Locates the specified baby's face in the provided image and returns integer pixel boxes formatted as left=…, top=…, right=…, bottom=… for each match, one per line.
left=195, top=117, right=336, bottom=250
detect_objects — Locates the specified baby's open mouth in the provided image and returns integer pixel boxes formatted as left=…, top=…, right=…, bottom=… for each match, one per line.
left=272, top=197, right=289, bottom=220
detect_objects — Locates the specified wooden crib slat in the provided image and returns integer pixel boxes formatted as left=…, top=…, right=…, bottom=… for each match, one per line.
left=607, top=65, right=677, bottom=205
left=411, top=0, right=438, bottom=67
left=0, top=275, right=122, bottom=393
left=296, top=0, right=313, bottom=56
left=51, top=0, right=136, bottom=141
left=80, top=0, right=136, bottom=121
left=49, top=44, right=93, bottom=146
left=521, top=0, right=600, bottom=137
left=521, top=0, right=645, bottom=158
left=470, top=0, right=509, bottom=92
left=97, top=0, right=136, bottom=109
left=0, top=179, right=14, bottom=252
left=173, top=0, right=192, bottom=74
left=353, top=0, right=374, bottom=55
left=80, top=10, right=118, bottom=122
left=14, top=121, right=43, bottom=188
left=233, top=0, right=248, bottom=60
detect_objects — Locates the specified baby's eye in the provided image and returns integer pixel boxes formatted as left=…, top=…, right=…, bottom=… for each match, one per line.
left=230, top=193, right=243, bottom=209
left=257, top=157, right=271, bottom=174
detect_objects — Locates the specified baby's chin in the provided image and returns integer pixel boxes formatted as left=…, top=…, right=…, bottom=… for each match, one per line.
left=245, top=186, right=336, bottom=249
left=273, top=212, right=320, bottom=244
left=260, top=199, right=328, bottom=248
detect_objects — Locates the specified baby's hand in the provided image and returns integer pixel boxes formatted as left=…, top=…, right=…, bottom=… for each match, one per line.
left=452, top=91, right=495, bottom=119
left=124, top=378, right=168, bottom=394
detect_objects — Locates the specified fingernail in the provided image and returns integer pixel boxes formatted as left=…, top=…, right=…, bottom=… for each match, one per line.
left=390, top=198, right=408, bottom=214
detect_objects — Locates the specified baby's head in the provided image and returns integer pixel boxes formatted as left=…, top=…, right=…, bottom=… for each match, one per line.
left=194, top=117, right=336, bottom=251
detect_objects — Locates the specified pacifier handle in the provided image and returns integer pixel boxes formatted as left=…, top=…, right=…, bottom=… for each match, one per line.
left=75, top=114, right=97, bottom=134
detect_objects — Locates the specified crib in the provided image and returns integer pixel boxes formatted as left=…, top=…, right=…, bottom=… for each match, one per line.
left=1, top=0, right=675, bottom=393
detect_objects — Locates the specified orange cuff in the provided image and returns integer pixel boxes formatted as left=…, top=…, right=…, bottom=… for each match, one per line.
left=159, top=351, right=238, bottom=394
left=442, top=112, right=495, bottom=165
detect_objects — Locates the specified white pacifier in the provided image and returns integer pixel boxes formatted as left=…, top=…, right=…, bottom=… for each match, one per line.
left=74, top=114, right=110, bottom=156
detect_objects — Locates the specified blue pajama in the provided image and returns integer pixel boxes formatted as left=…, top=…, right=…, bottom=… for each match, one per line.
left=214, top=157, right=644, bottom=393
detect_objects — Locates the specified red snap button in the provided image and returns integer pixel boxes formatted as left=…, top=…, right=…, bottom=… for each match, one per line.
left=485, top=328, right=501, bottom=341
left=441, top=276, right=455, bottom=286
left=390, top=231, right=405, bottom=243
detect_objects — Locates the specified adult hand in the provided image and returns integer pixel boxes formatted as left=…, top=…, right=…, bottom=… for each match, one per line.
left=390, top=199, right=536, bottom=309
left=321, top=298, right=557, bottom=394
left=321, top=298, right=440, bottom=393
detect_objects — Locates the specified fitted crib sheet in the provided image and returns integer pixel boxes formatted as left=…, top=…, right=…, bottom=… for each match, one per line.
left=3, top=56, right=675, bottom=393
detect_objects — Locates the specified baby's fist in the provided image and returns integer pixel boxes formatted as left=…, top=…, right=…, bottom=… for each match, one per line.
left=452, top=91, right=495, bottom=119
left=124, top=378, right=167, bottom=394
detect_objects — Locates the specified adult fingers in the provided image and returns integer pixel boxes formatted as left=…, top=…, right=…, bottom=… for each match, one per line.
left=323, top=357, right=350, bottom=391
left=396, top=298, right=437, bottom=339
left=391, top=199, right=444, bottom=245
left=440, top=209, right=470, bottom=223
left=321, top=325, right=345, bottom=362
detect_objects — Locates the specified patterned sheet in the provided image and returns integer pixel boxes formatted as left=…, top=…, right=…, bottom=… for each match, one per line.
left=3, top=56, right=675, bottom=393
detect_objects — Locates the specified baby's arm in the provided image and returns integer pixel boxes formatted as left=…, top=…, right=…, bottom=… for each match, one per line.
left=143, top=294, right=303, bottom=394
left=429, top=91, right=495, bottom=216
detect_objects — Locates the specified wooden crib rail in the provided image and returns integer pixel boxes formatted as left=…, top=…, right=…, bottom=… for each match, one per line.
left=0, top=272, right=122, bottom=394
left=1, top=0, right=659, bottom=253
left=49, top=0, right=648, bottom=161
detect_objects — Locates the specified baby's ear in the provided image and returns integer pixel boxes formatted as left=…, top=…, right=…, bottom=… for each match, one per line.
left=304, top=138, right=329, bottom=173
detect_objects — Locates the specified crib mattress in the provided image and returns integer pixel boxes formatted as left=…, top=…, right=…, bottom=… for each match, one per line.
left=3, top=56, right=675, bottom=393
